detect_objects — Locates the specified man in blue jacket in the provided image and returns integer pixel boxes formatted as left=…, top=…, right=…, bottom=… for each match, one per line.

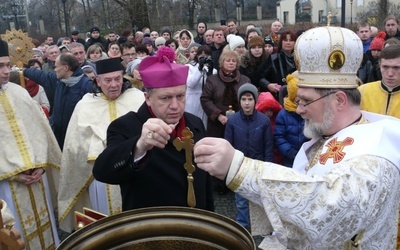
left=24, top=52, right=92, bottom=149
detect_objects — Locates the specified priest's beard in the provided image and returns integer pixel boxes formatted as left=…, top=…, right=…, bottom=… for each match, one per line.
left=303, top=102, right=335, bottom=139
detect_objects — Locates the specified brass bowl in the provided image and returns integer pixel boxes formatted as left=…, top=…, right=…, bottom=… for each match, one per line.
left=58, top=206, right=256, bottom=250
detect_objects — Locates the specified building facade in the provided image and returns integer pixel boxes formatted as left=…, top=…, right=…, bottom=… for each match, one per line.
left=276, top=0, right=374, bottom=25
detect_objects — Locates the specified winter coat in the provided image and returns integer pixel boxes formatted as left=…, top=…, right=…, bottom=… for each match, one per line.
left=240, top=53, right=278, bottom=92
left=357, top=53, right=373, bottom=84
left=201, top=70, right=250, bottom=138
left=93, top=103, right=214, bottom=212
left=24, top=67, right=93, bottom=149
left=274, top=109, right=308, bottom=168
left=85, top=36, right=109, bottom=52
left=225, top=109, right=274, bottom=162
left=272, top=51, right=297, bottom=86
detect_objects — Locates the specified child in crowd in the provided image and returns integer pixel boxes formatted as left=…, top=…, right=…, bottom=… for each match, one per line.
left=274, top=72, right=308, bottom=168
left=225, top=83, right=274, bottom=231
left=255, top=91, right=283, bottom=164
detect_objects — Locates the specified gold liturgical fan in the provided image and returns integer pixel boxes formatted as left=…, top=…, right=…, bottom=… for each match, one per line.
left=1, top=28, right=34, bottom=88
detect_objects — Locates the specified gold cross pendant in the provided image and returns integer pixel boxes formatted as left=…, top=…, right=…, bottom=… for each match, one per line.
left=173, top=127, right=196, bottom=208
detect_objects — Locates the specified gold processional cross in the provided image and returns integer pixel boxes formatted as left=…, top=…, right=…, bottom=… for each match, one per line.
left=173, top=127, right=196, bottom=208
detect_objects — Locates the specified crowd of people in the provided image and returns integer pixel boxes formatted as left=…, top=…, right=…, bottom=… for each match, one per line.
left=1, top=13, right=400, bottom=249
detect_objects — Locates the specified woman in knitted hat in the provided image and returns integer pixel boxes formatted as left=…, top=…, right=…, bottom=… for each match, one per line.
left=271, top=29, right=298, bottom=86
left=366, top=32, right=386, bottom=82
left=175, top=29, right=194, bottom=65
left=274, top=72, right=308, bottom=168
left=141, top=37, right=155, bottom=56
left=239, top=35, right=278, bottom=93
left=263, top=36, right=275, bottom=55
left=225, top=34, right=246, bottom=56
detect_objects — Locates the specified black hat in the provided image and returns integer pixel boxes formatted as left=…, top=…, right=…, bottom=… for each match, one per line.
left=90, top=27, right=100, bottom=33
left=95, top=58, right=123, bottom=74
left=0, top=39, right=9, bottom=57
left=263, top=36, right=275, bottom=46
left=161, top=28, right=172, bottom=37
left=71, top=30, right=79, bottom=35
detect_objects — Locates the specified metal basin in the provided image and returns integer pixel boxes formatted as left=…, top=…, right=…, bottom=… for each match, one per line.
left=57, top=206, right=256, bottom=250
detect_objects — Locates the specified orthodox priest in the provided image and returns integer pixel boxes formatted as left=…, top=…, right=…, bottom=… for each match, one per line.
left=193, top=26, right=400, bottom=249
left=0, top=38, right=62, bottom=249
left=58, top=58, right=145, bottom=232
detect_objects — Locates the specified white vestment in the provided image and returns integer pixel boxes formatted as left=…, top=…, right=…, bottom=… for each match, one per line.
left=226, top=112, right=400, bottom=249
left=58, top=88, right=145, bottom=232
left=0, top=83, right=62, bottom=250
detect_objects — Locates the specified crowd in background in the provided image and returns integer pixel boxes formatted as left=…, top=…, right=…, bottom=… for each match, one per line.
left=2, top=14, right=400, bottom=247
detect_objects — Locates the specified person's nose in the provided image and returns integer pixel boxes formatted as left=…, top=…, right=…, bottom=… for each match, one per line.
left=296, top=105, right=305, bottom=115
left=169, top=97, right=179, bottom=109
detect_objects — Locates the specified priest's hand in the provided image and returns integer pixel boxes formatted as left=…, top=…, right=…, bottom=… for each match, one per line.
left=194, top=137, right=235, bottom=180
left=135, top=118, right=176, bottom=158
left=15, top=168, right=44, bottom=185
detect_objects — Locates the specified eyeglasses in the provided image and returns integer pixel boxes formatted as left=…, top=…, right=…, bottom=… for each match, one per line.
left=123, top=53, right=137, bottom=57
left=295, top=92, right=336, bottom=109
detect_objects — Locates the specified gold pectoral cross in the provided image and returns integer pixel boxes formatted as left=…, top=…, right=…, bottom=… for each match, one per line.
left=173, top=127, right=196, bottom=208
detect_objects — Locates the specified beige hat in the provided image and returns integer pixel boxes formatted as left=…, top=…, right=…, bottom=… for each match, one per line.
left=294, top=26, right=363, bottom=89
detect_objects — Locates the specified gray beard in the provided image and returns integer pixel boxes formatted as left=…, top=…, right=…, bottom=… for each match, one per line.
left=303, top=101, right=335, bottom=139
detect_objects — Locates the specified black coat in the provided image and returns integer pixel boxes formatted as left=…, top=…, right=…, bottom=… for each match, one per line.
left=93, top=103, right=214, bottom=212
left=240, top=55, right=278, bottom=91
left=272, top=51, right=297, bottom=85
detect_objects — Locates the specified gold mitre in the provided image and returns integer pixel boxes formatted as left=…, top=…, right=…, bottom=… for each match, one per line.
left=294, top=26, right=363, bottom=89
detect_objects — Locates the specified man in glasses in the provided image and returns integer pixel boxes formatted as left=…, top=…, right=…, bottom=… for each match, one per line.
left=193, top=27, right=400, bottom=249
left=120, top=41, right=137, bottom=71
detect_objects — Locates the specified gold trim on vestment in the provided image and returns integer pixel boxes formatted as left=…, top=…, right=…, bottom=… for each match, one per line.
left=2, top=89, right=56, bottom=249
left=228, top=158, right=252, bottom=191
left=9, top=180, right=56, bottom=250
left=101, top=93, right=118, bottom=121
left=59, top=175, right=94, bottom=222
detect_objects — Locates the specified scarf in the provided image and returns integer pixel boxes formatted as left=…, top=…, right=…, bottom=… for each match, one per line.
left=147, top=106, right=186, bottom=139
left=25, top=79, right=40, bottom=97
left=282, top=50, right=296, bottom=73
left=108, top=51, right=122, bottom=58
left=219, top=69, right=240, bottom=111
left=61, top=74, right=85, bottom=87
